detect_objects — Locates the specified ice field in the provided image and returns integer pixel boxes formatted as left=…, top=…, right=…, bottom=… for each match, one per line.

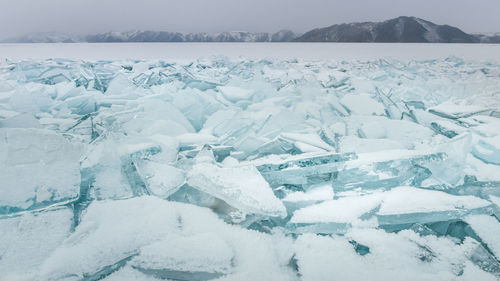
left=0, top=43, right=500, bottom=281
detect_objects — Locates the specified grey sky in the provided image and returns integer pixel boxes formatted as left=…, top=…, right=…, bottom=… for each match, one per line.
left=0, top=0, right=499, bottom=39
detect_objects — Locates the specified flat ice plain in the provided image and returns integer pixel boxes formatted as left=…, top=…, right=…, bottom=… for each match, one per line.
left=0, top=43, right=500, bottom=281
left=1, top=42, right=500, bottom=61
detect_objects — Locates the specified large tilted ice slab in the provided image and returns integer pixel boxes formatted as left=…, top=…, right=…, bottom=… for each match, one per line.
left=253, top=152, right=357, bottom=186
left=0, top=128, right=81, bottom=214
left=187, top=161, right=286, bottom=218
left=290, top=186, right=492, bottom=233
left=252, top=148, right=450, bottom=191
left=38, top=196, right=293, bottom=281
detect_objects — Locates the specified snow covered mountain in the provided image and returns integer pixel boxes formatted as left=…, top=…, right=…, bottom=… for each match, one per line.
left=85, top=30, right=295, bottom=42
left=2, top=17, right=498, bottom=43
left=1, top=30, right=296, bottom=43
left=295, top=16, right=480, bottom=43
left=2, top=32, right=82, bottom=43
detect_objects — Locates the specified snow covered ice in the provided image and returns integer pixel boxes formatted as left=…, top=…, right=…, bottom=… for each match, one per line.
left=0, top=52, right=500, bottom=281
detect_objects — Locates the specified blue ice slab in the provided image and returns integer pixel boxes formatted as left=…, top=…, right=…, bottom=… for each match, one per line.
left=254, top=152, right=356, bottom=186
left=333, top=152, right=445, bottom=191
left=0, top=128, right=81, bottom=215
left=472, top=139, right=500, bottom=165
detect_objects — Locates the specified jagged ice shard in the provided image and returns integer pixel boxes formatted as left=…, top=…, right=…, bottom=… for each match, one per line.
left=0, top=54, right=499, bottom=281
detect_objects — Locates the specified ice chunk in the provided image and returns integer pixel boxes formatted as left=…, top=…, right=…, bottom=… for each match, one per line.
left=167, top=184, right=221, bottom=211
left=201, top=108, right=239, bottom=135
left=0, top=207, right=73, bottom=279
left=170, top=88, right=223, bottom=131
left=428, top=102, right=490, bottom=119
left=280, top=132, right=334, bottom=151
left=467, top=116, right=500, bottom=138
left=136, top=161, right=186, bottom=198
left=294, top=229, right=498, bottom=281
left=346, top=116, right=436, bottom=149
left=256, top=109, right=308, bottom=139
left=282, top=183, right=334, bottom=203
left=130, top=233, right=233, bottom=279
left=102, top=266, right=162, bottom=281
left=290, top=192, right=382, bottom=225
left=187, top=162, right=286, bottom=217
left=325, top=95, right=350, bottom=116
left=0, top=128, right=81, bottom=214
left=465, top=155, right=500, bottom=182
left=333, top=149, right=445, bottom=191
left=218, top=85, right=254, bottom=103
left=464, top=215, right=500, bottom=259
left=291, top=187, right=492, bottom=230
left=176, top=133, right=218, bottom=147
left=339, top=135, right=405, bottom=153
left=253, top=137, right=297, bottom=156
left=141, top=119, right=190, bottom=136
left=122, top=100, right=195, bottom=134
left=340, top=93, right=385, bottom=115
left=377, top=187, right=492, bottom=225
left=0, top=113, right=41, bottom=128
left=104, top=73, right=134, bottom=96
left=39, top=197, right=293, bottom=281
left=491, top=196, right=500, bottom=208
left=471, top=136, right=500, bottom=165
left=430, top=120, right=467, bottom=138
left=359, top=121, right=387, bottom=138
left=254, top=152, right=356, bottom=187
left=281, top=183, right=335, bottom=215
left=81, top=137, right=133, bottom=200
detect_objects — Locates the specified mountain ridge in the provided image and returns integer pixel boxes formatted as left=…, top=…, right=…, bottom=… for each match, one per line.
left=2, top=17, right=499, bottom=43
left=294, top=16, right=481, bottom=43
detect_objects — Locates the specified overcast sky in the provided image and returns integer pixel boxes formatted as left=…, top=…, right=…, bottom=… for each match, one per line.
left=0, top=0, right=499, bottom=39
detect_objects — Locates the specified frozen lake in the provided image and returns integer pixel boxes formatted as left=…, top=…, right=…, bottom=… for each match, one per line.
left=1, top=43, right=500, bottom=280
left=1, top=42, right=500, bottom=62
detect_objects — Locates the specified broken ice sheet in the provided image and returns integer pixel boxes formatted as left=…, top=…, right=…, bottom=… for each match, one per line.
left=0, top=128, right=81, bottom=214
left=294, top=229, right=498, bottom=281
left=136, top=161, right=186, bottom=198
left=102, top=266, right=162, bottom=281
left=428, top=101, right=491, bottom=119
left=376, top=187, right=493, bottom=225
left=339, top=93, right=386, bottom=116
left=0, top=207, right=73, bottom=280
left=1, top=56, right=500, bottom=280
left=281, top=183, right=334, bottom=215
left=289, top=191, right=382, bottom=227
left=253, top=151, right=356, bottom=187
left=471, top=136, right=500, bottom=165
left=334, top=149, right=446, bottom=191
left=289, top=186, right=493, bottom=233
left=130, top=233, right=233, bottom=280
left=38, top=196, right=293, bottom=281
left=464, top=215, right=500, bottom=259
left=187, top=160, right=287, bottom=218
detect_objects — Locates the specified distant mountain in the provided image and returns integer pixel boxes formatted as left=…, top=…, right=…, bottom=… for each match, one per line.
left=3, top=32, right=82, bottom=43
left=474, top=33, right=500, bottom=43
left=2, top=17, right=498, bottom=43
left=1, top=30, right=296, bottom=43
left=295, top=16, right=480, bottom=43
left=85, top=30, right=295, bottom=43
